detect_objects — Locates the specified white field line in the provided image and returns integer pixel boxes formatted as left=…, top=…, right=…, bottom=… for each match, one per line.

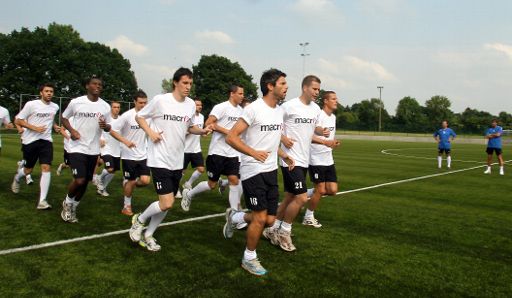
left=381, top=148, right=486, bottom=163
left=0, top=160, right=509, bottom=256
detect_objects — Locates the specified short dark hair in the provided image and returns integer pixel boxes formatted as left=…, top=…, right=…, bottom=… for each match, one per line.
left=492, top=119, right=498, bottom=123
left=260, top=68, right=286, bottom=96
left=302, top=75, right=321, bottom=88
left=110, top=100, right=121, bottom=107
left=172, top=67, right=193, bottom=89
left=38, top=83, right=55, bottom=92
left=322, top=91, right=336, bottom=101
left=228, top=84, right=244, bottom=95
left=193, top=97, right=202, bottom=102
left=84, top=75, right=103, bottom=87
left=133, top=89, right=148, bottom=101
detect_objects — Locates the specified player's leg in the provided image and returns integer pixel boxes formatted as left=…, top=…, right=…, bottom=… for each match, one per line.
left=484, top=148, right=493, bottom=174
left=225, top=157, right=242, bottom=210
left=497, top=150, right=504, bottom=175
left=61, top=154, right=96, bottom=223
left=181, top=155, right=220, bottom=211
left=446, top=150, right=452, bottom=169
left=12, top=142, right=37, bottom=193
left=92, top=156, right=103, bottom=186
left=183, top=153, right=205, bottom=189
left=36, top=140, right=53, bottom=210
left=437, top=149, right=443, bottom=168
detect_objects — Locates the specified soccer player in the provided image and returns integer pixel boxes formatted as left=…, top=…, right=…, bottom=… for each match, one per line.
left=129, top=68, right=212, bottom=251
left=56, top=125, right=71, bottom=176
left=60, top=76, right=112, bottom=223
left=484, top=119, right=505, bottom=175
left=223, top=69, right=294, bottom=276
left=181, top=84, right=244, bottom=212
left=96, top=101, right=122, bottom=196
left=180, top=98, right=206, bottom=191
left=10, top=83, right=60, bottom=209
left=109, top=90, right=151, bottom=216
left=433, top=120, right=456, bottom=169
left=0, top=104, right=14, bottom=154
left=303, top=91, right=340, bottom=228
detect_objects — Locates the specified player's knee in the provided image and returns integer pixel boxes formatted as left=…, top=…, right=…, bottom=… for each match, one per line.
left=227, top=176, right=239, bottom=185
left=160, top=199, right=174, bottom=210
left=75, top=178, right=87, bottom=186
left=107, top=168, right=115, bottom=174
left=197, top=167, right=205, bottom=173
left=207, top=180, right=217, bottom=189
left=139, top=176, right=150, bottom=185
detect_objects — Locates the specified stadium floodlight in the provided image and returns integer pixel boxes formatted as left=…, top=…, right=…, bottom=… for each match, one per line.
left=377, top=86, right=384, bottom=132
left=300, top=42, right=310, bottom=78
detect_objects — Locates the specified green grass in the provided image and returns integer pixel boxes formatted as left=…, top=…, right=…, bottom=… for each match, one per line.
left=0, top=134, right=511, bottom=297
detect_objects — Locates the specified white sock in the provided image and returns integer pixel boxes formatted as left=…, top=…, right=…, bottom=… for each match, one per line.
left=65, top=194, right=75, bottom=204
left=437, top=156, right=442, bottom=168
left=144, top=210, right=168, bottom=238
left=305, top=208, right=314, bottom=218
left=306, top=188, right=314, bottom=198
left=187, top=169, right=202, bottom=185
left=272, top=219, right=282, bottom=230
left=139, top=201, right=162, bottom=223
left=124, top=196, right=132, bottom=206
left=219, top=178, right=229, bottom=187
left=228, top=184, right=242, bottom=210
left=243, top=247, right=257, bottom=261
left=487, top=166, right=491, bottom=171
left=188, top=181, right=211, bottom=198
left=39, top=172, right=51, bottom=203
left=15, top=168, right=26, bottom=181
left=447, top=156, right=451, bottom=167
left=93, top=174, right=99, bottom=181
left=500, top=166, right=504, bottom=171
left=280, top=221, right=292, bottom=232
left=103, top=173, right=115, bottom=188
left=232, top=211, right=246, bottom=224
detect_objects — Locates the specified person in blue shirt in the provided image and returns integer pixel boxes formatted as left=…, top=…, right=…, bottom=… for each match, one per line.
left=484, top=119, right=504, bottom=175
left=433, top=120, right=456, bottom=169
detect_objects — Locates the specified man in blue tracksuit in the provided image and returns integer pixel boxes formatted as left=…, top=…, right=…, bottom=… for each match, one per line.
left=484, top=119, right=504, bottom=175
left=433, top=120, right=456, bottom=169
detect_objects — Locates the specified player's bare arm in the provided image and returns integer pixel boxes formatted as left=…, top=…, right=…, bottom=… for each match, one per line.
left=227, top=118, right=268, bottom=162
left=15, top=118, right=46, bottom=133
left=188, top=124, right=213, bottom=136
left=278, top=147, right=295, bottom=170
left=61, top=117, right=80, bottom=140
left=109, top=130, right=136, bottom=148
left=281, top=134, right=295, bottom=149
left=135, top=116, right=162, bottom=143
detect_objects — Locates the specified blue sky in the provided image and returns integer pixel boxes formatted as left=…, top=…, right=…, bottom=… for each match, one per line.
left=2, top=0, right=512, bottom=115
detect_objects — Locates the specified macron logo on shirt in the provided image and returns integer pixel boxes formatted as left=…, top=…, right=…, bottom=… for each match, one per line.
left=294, top=117, right=315, bottom=124
left=228, top=116, right=239, bottom=122
left=76, top=112, right=101, bottom=118
left=130, top=125, right=141, bottom=130
left=163, top=114, right=190, bottom=122
left=260, top=124, right=282, bottom=132
left=35, top=113, right=54, bottom=118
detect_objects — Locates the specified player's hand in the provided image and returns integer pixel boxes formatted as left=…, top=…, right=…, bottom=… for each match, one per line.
left=252, top=150, right=269, bottom=162
left=322, top=128, right=330, bottom=138
left=17, top=127, right=25, bottom=134
left=124, top=140, right=136, bottom=148
left=98, top=116, right=107, bottom=129
left=203, top=124, right=214, bottom=136
left=34, top=125, right=47, bottom=133
left=53, top=126, right=61, bottom=133
left=70, top=129, right=81, bottom=140
left=283, top=155, right=295, bottom=171
left=149, top=130, right=164, bottom=143
left=323, top=139, right=339, bottom=149
left=281, top=136, right=295, bottom=149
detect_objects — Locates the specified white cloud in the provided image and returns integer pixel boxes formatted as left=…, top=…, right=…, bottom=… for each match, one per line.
left=140, top=64, right=176, bottom=77
left=290, top=0, right=343, bottom=21
left=344, top=56, right=397, bottom=81
left=194, top=30, right=234, bottom=45
left=107, top=35, right=148, bottom=56
left=485, top=43, right=512, bottom=61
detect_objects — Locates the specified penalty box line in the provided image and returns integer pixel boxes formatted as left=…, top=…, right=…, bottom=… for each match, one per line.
left=0, top=161, right=509, bottom=256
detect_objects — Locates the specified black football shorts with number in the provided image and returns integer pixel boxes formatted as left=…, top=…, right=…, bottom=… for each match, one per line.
left=205, top=154, right=240, bottom=181
left=69, top=153, right=98, bottom=181
left=242, top=170, right=279, bottom=216
left=150, top=167, right=182, bottom=196
left=101, top=154, right=121, bottom=171
left=486, top=147, right=503, bottom=155
left=281, top=166, right=308, bottom=195
left=63, top=150, right=70, bottom=166
left=183, top=152, right=204, bottom=169
left=122, top=159, right=150, bottom=181
left=309, top=164, right=338, bottom=184
left=22, top=139, right=53, bottom=168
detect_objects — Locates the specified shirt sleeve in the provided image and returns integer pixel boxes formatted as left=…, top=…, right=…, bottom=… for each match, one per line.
left=433, top=130, right=439, bottom=137
left=137, top=96, right=158, bottom=119
left=1, top=109, right=10, bottom=125
left=451, top=129, right=457, bottom=138
left=111, top=113, right=125, bottom=132
left=241, top=104, right=256, bottom=126
left=62, top=100, right=75, bottom=119
left=16, top=101, right=32, bottom=120
left=209, top=103, right=223, bottom=121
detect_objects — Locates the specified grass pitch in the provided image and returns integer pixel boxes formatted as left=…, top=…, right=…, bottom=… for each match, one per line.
left=0, top=134, right=510, bottom=297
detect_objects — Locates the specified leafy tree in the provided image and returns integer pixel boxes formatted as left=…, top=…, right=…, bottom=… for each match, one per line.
left=395, top=96, right=428, bottom=132
left=351, top=98, right=390, bottom=131
left=498, top=111, right=512, bottom=128
left=459, top=108, right=495, bottom=133
left=424, top=95, right=453, bottom=131
left=0, top=23, right=137, bottom=115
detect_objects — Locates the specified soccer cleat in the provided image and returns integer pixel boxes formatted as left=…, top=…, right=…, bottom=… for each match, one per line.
left=11, top=177, right=20, bottom=194
left=129, top=213, right=145, bottom=242
left=500, top=168, right=505, bottom=176
left=484, top=168, right=491, bottom=174
left=26, top=175, right=34, bottom=185
left=96, top=188, right=110, bottom=197
left=302, top=216, right=322, bottom=228
left=262, top=227, right=280, bottom=246
left=223, top=208, right=235, bottom=239
left=139, top=235, right=161, bottom=252
left=183, top=181, right=192, bottom=190
left=121, top=205, right=134, bottom=216
left=218, top=180, right=227, bottom=196
left=277, top=229, right=296, bottom=252
left=37, top=200, right=52, bottom=210
left=61, top=200, right=73, bottom=222
left=241, top=258, right=267, bottom=276
left=175, top=189, right=182, bottom=199
left=56, top=163, right=64, bottom=176
left=236, top=222, right=248, bottom=230
left=181, top=188, right=191, bottom=212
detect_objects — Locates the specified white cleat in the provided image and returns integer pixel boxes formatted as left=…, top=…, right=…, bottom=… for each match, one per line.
left=97, top=188, right=109, bottom=197
left=181, top=188, right=192, bottom=212
left=223, top=208, right=235, bottom=239
left=302, top=216, right=322, bottom=228
left=26, top=175, right=34, bottom=185
left=499, top=169, right=504, bottom=176
left=11, top=177, right=20, bottom=194
left=183, top=181, right=192, bottom=190
left=129, top=213, right=145, bottom=242
left=139, top=235, right=161, bottom=252
left=277, top=229, right=296, bottom=252
left=236, top=222, right=248, bottom=230
left=484, top=168, right=491, bottom=175
left=262, top=227, right=280, bottom=246
left=37, top=200, right=52, bottom=210
left=175, top=189, right=182, bottom=199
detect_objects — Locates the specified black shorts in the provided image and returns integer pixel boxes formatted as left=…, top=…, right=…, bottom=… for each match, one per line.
left=122, top=159, right=151, bottom=180
left=150, top=167, right=182, bottom=196
left=183, top=152, right=204, bottom=169
left=486, top=147, right=503, bottom=155
left=63, top=150, right=70, bottom=166
left=242, top=170, right=279, bottom=216
left=205, top=154, right=240, bottom=181
left=309, top=164, right=338, bottom=184
left=281, top=166, right=308, bottom=195
left=438, top=148, right=451, bottom=154
left=69, top=153, right=99, bottom=181
left=101, top=154, right=121, bottom=171
left=22, top=139, right=53, bottom=168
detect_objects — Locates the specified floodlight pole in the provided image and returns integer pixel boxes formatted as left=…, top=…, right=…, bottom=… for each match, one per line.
left=377, top=86, right=384, bottom=132
left=300, top=42, right=310, bottom=78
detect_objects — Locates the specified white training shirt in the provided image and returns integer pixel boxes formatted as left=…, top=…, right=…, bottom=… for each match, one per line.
left=0, top=105, right=11, bottom=148
left=100, top=115, right=121, bottom=157
left=63, top=128, right=71, bottom=152
left=136, top=93, right=196, bottom=170
left=310, top=110, right=336, bottom=166
left=111, top=108, right=149, bottom=161
left=17, top=99, right=59, bottom=145
left=279, top=97, right=321, bottom=168
left=239, top=98, right=284, bottom=181
left=208, top=101, right=243, bottom=158
left=61, top=95, right=111, bottom=155
left=184, top=113, right=204, bottom=153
